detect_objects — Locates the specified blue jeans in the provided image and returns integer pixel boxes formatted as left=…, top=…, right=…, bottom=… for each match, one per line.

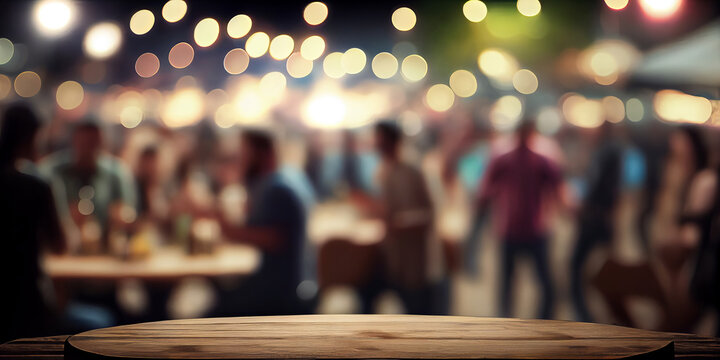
left=500, top=237, right=554, bottom=319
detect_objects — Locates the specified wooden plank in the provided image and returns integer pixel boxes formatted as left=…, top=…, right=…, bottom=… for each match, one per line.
left=0, top=335, right=68, bottom=360
left=65, top=315, right=676, bottom=360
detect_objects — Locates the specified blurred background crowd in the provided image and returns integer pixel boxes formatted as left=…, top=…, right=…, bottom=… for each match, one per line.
left=1, top=0, right=720, bottom=344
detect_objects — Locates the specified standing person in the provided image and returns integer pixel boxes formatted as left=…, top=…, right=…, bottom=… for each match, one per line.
left=218, top=129, right=314, bottom=315
left=570, top=123, right=623, bottom=322
left=476, top=120, right=565, bottom=319
left=0, top=104, right=66, bottom=342
left=363, top=121, right=446, bottom=314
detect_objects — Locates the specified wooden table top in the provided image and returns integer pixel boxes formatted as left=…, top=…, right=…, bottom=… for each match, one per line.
left=44, top=244, right=260, bottom=281
left=64, top=315, right=684, bottom=360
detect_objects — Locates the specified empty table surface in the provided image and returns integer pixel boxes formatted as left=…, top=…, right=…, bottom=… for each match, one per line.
left=64, top=314, right=691, bottom=360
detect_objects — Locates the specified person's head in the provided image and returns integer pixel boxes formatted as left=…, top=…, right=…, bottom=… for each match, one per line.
left=374, top=120, right=402, bottom=159
left=0, top=103, right=42, bottom=166
left=239, top=129, right=277, bottom=183
left=671, top=125, right=708, bottom=172
left=137, top=146, right=159, bottom=181
left=71, top=120, right=103, bottom=170
left=516, top=118, right=535, bottom=146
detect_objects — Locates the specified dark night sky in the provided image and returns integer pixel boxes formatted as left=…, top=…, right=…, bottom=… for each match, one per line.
left=0, top=0, right=717, bottom=90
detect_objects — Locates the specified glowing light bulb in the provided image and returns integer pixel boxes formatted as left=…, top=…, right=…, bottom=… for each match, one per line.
left=34, top=0, right=75, bottom=36
left=83, top=22, right=122, bottom=59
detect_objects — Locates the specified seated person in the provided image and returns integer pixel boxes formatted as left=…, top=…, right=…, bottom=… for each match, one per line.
left=40, top=121, right=137, bottom=252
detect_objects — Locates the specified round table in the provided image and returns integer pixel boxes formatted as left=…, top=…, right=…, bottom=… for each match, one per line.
left=64, top=314, right=675, bottom=360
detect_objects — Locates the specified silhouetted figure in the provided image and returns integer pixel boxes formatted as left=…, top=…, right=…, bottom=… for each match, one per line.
left=570, top=123, right=622, bottom=322
left=476, top=121, right=563, bottom=319
left=368, top=121, right=446, bottom=314
left=218, top=130, right=314, bottom=315
left=40, top=121, right=137, bottom=252
left=0, top=104, right=66, bottom=342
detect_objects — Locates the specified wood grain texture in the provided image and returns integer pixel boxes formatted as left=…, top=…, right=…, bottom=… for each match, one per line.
left=0, top=335, right=69, bottom=360
left=65, top=315, right=677, bottom=360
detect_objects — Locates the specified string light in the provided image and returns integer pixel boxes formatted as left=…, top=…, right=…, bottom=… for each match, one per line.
left=392, top=7, right=416, bottom=31
left=129, top=9, right=154, bottom=35
left=304, top=2, right=329, bottom=26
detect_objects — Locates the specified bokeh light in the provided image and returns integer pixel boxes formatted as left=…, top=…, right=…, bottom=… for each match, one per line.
left=303, top=94, right=346, bottom=128
left=639, top=0, right=682, bottom=19
left=449, top=70, right=477, bottom=98
left=56, top=81, right=84, bottom=110
left=176, top=75, right=198, bottom=89
left=563, top=94, right=604, bottom=128
left=259, top=72, right=287, bottom=102
left=0, top=75, right=11, bottom=100
left=224, top=48, right=250, bottom=75
left=135, top=52, right=160, bottom=78
left=231, top=76, right=270, bottom=124
left=162, top=88, right=205, bottom=128
left=490, top=95, right=523, bottom=131
left=14, top=71, right=42, bottom=98
left=120, top=106, right=143, bottom=128
left=602, top=96, right=625, bottom=123
left=227, top=14, right=252, bottom=39
left=371, top=52, right=398, bottom=79
left=578, top=40, right=640, bottom=85
left=605, top=0, right=630, bottom=10
left=400, top=111, right=423, bottom=136
left=323, top=52, right=345, bottom=79
left=392, top=7, right=416, bottom=31
left=269, top=35, right=295, bottom=61
left=463, top=0, right=488, bottom=22
left=194, top=18, right=220, bottom=47
left=168, top=42, right=194, bottom=69
left=536, top=107, right=562, bottom=135
left=286, top=52, right=313, bottom=78
left=401, top=54, right=427, bottom=82
left=654, top=90, right=712, bottom=124
left=517, top=0, right=542, bottom=17
left=162, top=0, right=187, bottom=23
left=425, top=84, right=455, bottom=112
left=83, top=22, right=122, bottom=59
left=304, top=2, right=329, bottom=26
left=626, top=98, right=644, bottom=122
left=214, top=104, right=235, bottom=129
left=478, top=49, right=518, bottom=86
left=341, top=48, right=366, bottom=75
left=129, top=9, right=154, bottom=35
left=300, top=36, right=325, bottom=61
left=246, top=32, right=270, bottom=58
left=590, top=52, right=618, bottom=77
left=33, top=0, right=75, bottom=36
left=512, top=69, right=538, bottom=94
left=205, top=88, right=227, bottom=116
left=0, top=38, right=13, bottom=65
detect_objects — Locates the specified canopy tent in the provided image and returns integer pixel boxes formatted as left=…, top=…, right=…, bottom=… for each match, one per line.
left=631, top=21, right=720, bottom=88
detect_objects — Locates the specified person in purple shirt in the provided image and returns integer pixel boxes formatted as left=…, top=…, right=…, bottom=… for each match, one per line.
left=475, top=120, right=565, bottom=319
